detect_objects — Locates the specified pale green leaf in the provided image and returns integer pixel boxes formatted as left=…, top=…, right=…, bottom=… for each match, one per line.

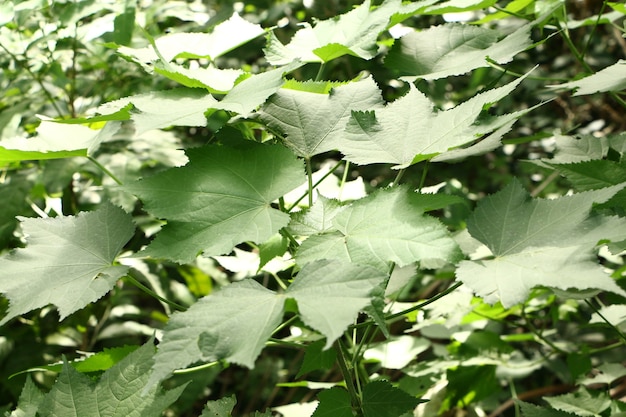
left=117, top=13, right=264, bottom=64
left=0, top=119, right=120, bottom=162
left=9, top=377, right=44, bottom=417
left=218, top=61, right=303, bottom=115
left=385, top=22, right=532, bottom=80
left=543, top=388, right=611, bottom=417
left=288, top=195, right=345, bottom=236
left=126, top=143, right=304, bottom=263
left=547, top=134, right=610, bottom=163
left=311, top=387, right=353, bottom=417
left=154, top=63, right=244, bottom=93
left=39, top=341, right=185, bottom=417
left=264, top=0, right=402, bottom=64
left=286, top=260, right=387, bottom=349
left=95, top=88, right=219, bottom=135
left=457, top=180, right=626, bottom=307
left=548, top=60, right=626, bottom=96
left=0, top=203, right=134, bottom=324
left=362, top=380, right=423, bottom=417
left=578, top=363, right=626, bottom=386
left=338, top=73, right=530, bottom=168
left=258, top=76, right=383, bottom=158
left=200, top=395, right=236, bottom=417
left=422, top=0, right=497, bottom=14
left=147, top=279, right=285, bottom=388
left=296, top=187, right=461, bottom=271
left=472, top=0, right=534, bottom=24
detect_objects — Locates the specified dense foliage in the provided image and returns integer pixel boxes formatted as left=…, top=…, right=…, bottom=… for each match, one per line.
left=1, top=0, right=626, bottom=416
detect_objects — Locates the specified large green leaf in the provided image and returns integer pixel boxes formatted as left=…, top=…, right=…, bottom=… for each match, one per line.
left=258, top=76, right=383, bottom=158
left=338, top=73, right=530, bottom=168
left=264, top=0, right=404, bottom=64
left=548, top=60, right=626, bottom=96
left=457, top=180, right=626, bottom=307
left=147, top=260, right=384, bottom=388
left=295, top=187, right=461, bottom=271
left=38, top=340, right=185, bottom=417
left=125, top=143, right=305, bottom=263
left=385, top=22, right=532, bottom=80
left=0, top=203, right=134, bottom=325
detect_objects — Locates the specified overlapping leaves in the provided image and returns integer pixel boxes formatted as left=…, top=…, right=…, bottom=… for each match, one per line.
left=146, top=260, right=386, bottom=389
left=457, top=179, right=626, bottom=307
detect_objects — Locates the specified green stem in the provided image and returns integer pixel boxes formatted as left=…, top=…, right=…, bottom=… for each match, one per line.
left=335, top=339, right=362, bottom=412
left=125, top=272, right=187, bottom=312
left=315, top=62, right=326, bottom=81
left=581, top=1, right=608, bottom=59
left=418, top=161, right=429, bottom=192
left=173, top=361, right=221, bottom=374
left=521, top=305, right=568, bottom=354
left=286, top=159, right=342, bottom=211
left=393, top=168, right=406, bottom=186
left=306, top=158, right=314, bottom=207
left=87, top=156, right=123, bottom=185
left=337, top=160, right=351, bottom=200
left=383, top=281, right=463, bottom=322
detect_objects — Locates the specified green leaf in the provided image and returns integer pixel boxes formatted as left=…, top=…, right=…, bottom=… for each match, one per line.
left=112, top=7, right=135, bottom=46
left=548, top=60, right=626, bottom=96
left=548, top=159, right=626, bottom=191
left=457, top=180, right=626, bottom=307
left=288, top=195, right=345, bottom=236
left=264, top=0, right=402, bottom=64
left=95, top=88, right=219, bottom=135
left=338, top=72, right=531, bottom=168
left=311, top=387, right=353, bottom=417
left=385, top=22, right=532, bottom=80
left=287, top=260, right=387, bottom=349
left=422, top=0, right=498, bottom=15
left=200, top=395, right=236, bottom=417
left=125, top=143, right=305, bottom=263
left=154, top=63, right=244, bottom=94
left=362, top=380, right=423, bottom=417
left=38, top=340, right=185, bottom=417
left=543, top=387, right=611, bottom=416
left=296, top=187, right=461, bottom=271
left=579, top=363, right=626, bottom=386
left=297, top=339, right=337, bottom=378
left=0, top=203, right=135, bottom=325
left=517, top=401, right=578, bottom=416
left=148, top=260, right=383, bottom=387
left=258, top=76, right=383, bottom=158
left=258, top=233, right=288, bottom=270
left=0, top=119, right=120, bottom=163
left=9, top=376, right=44, bottom=417
left=117, top=13, right=264, bottom=64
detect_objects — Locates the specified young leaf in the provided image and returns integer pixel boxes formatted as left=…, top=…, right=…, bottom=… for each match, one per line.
left=310, top=387, right=353, bottom=417
left=296, top=187, right=461, bottom=271
left=264, top=0, right=402, bottom=64
left=457, top=180, right=626, bottom=307
left=0, top=203, right=134, bottom=325
left=361, top=380, right=423, bottom=417
left=338, top=73, right=531, bottom=168
left=548, top=60, right=626, bottom=96
left=385, top=21, right=532, bottom=80
left=38, top=340, right=186, bottom=417
left=125, top=143, right=305, bottom=263
left=258, top=76, right=383, bottom=158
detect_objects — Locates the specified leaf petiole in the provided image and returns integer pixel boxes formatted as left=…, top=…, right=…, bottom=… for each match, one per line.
left=125, top=272, right=188, bottom=312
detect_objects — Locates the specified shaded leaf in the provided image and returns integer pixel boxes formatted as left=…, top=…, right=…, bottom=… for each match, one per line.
left=457, top=180, right=626, bottom=307
left=297, top=339, right=337, bottom=378
left=0, top=203, right=134, bottom=325
left=9, top=377, right=44, bottom=417
left=362, top=380, right=423, bottom=417
left=517, top=401, right=578, bottom=416
left=259, top=76, right=383, bottom=158
left=311, top=387, right=353, bottom=417
left=125, top=143, right=305, bottom=263
left=200, top=395, right=236, bottom=417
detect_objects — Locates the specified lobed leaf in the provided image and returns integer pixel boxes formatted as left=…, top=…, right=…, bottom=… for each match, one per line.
left=0, top=203, right=134, bottom=325
left=125, top=143, right=305, bottom=263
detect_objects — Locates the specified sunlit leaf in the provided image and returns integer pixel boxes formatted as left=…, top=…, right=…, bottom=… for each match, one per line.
left=548, top=60, right=626, bottom=96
